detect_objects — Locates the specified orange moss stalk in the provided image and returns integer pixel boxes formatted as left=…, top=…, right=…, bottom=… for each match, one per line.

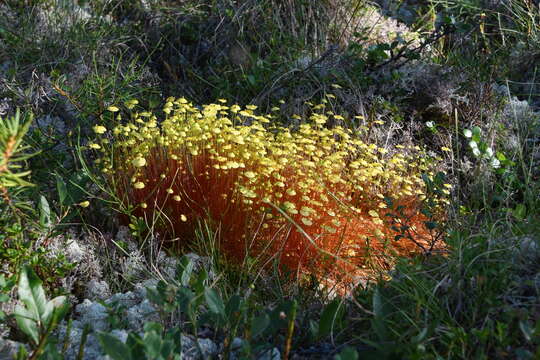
left=93, top=98, right=449, bottom=282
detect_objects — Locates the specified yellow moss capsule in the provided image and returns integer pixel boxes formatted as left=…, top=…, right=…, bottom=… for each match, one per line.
left=180, top=214, right=187, bottom=222
left=133, top=182, right=145, bottom=189
left=93, top=125, right=107, bottom=134
left=132, top=157, right=147, bottom=167
left=244, top=171, right=256, bottom=179
left=107, top=106, right=120, bottom=112
left=322, top=225, right=337, bottom=234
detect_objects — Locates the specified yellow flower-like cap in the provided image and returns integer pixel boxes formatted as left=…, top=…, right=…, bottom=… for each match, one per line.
left=93, top=125, right=107, bottom=134
left=133, top=182, right=145, bottom=189
left=132, top=157, right=147, bottom=167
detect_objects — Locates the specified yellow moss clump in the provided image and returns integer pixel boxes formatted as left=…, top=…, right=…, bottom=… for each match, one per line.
left=95, top=98, right=449, bottom=282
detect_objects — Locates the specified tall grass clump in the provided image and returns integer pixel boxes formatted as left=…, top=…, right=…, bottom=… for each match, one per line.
left=92, top=98, right=450, bottom=284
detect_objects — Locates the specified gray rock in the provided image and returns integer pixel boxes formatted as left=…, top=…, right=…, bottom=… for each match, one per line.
left=133, top=279, right=159, bottom=299
left=181, top=335, right=219, bottom=359
left=0, top=97, right=13, bottom=117
left=106, top=291, right=140, bottom=309
left=257, top=347, right=281, bottom=360
left=74, top=333, right=106, bottom=360
left=45, top=232, right=105, bottom=296
left=120, top=252, right=148, bottom=281
left=34, top=115, right=67, bottom=137
left=157, top=251, right=180, bottom=279
left=0, top=338, right=26, bottom=359
left=489, top=235, right=540, bottom=267
left=125, top=299, right=159, bottom=330
left=85, top=280, right=111, bottom=301
left=115, top=226, right=133, bottom=245
left=109, top=330, right=129, bottom=344
left=74, top=300, right=109, bottom=332
left=231, top=337, right=244, bottom=351
left=515, top=236, right=540, bottom=263
left=184, top=253, right=217, bottom=281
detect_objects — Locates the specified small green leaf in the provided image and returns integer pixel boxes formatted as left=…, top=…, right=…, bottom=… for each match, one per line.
left=513, top=204, right=527, bottom=220
left=334, top=346, right=358, bottom=360
left=38, top=195, right=52, bottom=229
left=160, top=340, right=175, bottom=358
left=17, top=266, right=48, bottom=324
left=251, top=314, right=270, bottom=338
left=143, top=330, right=163, bottom=358
left=98, top=332, right=133, bottom=360
left=421, top=173, right=431, bottom=187
left=15, top=343, right=29, bottom=359
left=14, top=305, right=39, bottom=345
left=56, top=176, right=68, bottom=206
left=143, top=322, right=163, bottom=334
left=176, top=256, right=194, bottom=287
left=496, top=152, right=507, bottom=161
left=372, top=288, right=388, bottom=341
left=412, top=327, right=429, bottom=344
left=309, top=319, right=319, bottom=339
left=225, top=294, right=241, bottom=321
left=319, top=299, right=344, bottom=337
left=519, top=321, right=533, bottom=342
left=205, top=288, right=225, bottom=316
left=247, top=75, right=256, bottom=86
left=193, top=269, right=208, bottom=295
left=49, top=296, right=69, bottom=324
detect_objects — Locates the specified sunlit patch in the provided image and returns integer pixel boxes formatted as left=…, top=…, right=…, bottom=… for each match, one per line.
left=97, top=98, right=449, bottom=287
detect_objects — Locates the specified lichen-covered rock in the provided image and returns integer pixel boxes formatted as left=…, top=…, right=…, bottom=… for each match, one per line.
left=493, top=84, right=540, bottom=144
left=54, top=280, right=221, bottom=359
left=85, top=280, right=111, bottom=301
left=348, top=5, right=422, bottom=47
left=0, top=97, right=13, bottom=117
left=257, top=347, right=281, bottom=360
left=120, top=251, right=148, bottom=282
left=73, top=300, right=109, bottom=332
left=46, top=231, right=104, bottom=296
left=0, top=338, right=27, bottom=359
left=181, top=335, right=219, bottom=359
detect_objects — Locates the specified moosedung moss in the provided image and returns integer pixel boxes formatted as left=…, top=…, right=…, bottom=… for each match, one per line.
left=91, top=98, right=450, bottom=284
